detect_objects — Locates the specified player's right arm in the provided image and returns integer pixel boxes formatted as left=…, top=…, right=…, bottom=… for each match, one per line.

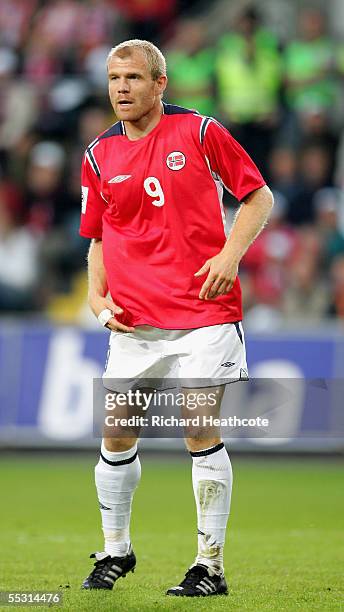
left=80, top=144, right=134, bottom=333
left=87, top=239, right=135, bottom=333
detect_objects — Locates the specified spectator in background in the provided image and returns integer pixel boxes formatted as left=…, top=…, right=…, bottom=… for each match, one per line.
left=165, top=19, right=216, bottom=116
left=22, top=0, right=84, bottom=87
left=25, top=141, right=67, bottom=233
left=30, top=0, right=83, bottom=56
left=83, top=45, right=110, bottom=93
left=283, top=226, right=329, bottom=321
left=284, top=8, right=342, bottom=118
left=24, top=141, right=86, bottom=294
left=77, top=0, right=121, bottom=62
left=0, top=0, right=37, bottom=50
left=215, top=5, right=282, bottom=175
left=296, top=109, right=339, bottom=182
left=268, top=146, right=298, bottom=203
left=0, top=181, right=41, bottom=311
left=287, top=143, right=332, bottom=225
left=40, top=77, right=91, bottom=140
left=0, top=47, right=38, bottom=174
left=314, top=187, right=344, bottom=264
left=23, top=29, right=64, bottom=89
left=115, top=0, right=176, bottom=45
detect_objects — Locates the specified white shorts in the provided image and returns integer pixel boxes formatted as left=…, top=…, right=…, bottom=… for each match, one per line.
left=103, top=323, right=248, bottom=391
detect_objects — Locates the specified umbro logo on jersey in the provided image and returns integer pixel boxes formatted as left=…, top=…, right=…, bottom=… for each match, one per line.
left=166, top=151, right=186, bottom=170
left=221, top=361, right=235, bottom=368
left=108, top=174, right=132, bottom=183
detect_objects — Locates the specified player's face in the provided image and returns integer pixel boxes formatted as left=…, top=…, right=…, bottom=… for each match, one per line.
left=107, top=50, right=167, bottom=122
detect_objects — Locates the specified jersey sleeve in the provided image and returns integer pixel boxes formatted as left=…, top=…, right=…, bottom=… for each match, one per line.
left=79, top=146, right=106, bottom=239
left=202, top=118, right=266, bottom=202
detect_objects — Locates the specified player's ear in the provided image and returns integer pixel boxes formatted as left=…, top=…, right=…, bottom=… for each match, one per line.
left=156, top=75, right=167, bottom=96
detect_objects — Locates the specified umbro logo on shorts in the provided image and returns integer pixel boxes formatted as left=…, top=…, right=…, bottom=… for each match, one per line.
left=221, top=361, right=235, bottom=367
left=108, top=174, right=132, bottom=183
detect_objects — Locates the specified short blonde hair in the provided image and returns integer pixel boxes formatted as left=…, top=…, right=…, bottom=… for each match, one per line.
left=107, top=39, right=167, bottom=80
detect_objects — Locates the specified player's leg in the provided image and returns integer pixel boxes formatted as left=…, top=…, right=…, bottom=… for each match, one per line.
left=96, top=387, right=144, bottom=563
left=83, top=326, right=179, bottom=590
left=83, top=327, right=160, bottom=590
left=95, top=434, right=141, bottom=559
left=94, top=325, right=178, bottom=566
left=166, top=322, right=246, bottom=596
left=82, top=406, right=141, bottom=590
left=167, top=387, right=231, bottom=596
left=185, top=387, right=232, bottom=577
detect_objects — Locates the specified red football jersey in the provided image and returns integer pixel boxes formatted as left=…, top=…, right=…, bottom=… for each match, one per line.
left=80, top=103, right=265, bottom=329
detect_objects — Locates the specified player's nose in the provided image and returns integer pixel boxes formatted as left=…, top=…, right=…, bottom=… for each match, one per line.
left=117, top=78, right=130, bottom=93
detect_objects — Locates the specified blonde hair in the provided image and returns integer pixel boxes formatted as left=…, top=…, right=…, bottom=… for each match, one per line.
left=107, top=39, right=167, bottom=80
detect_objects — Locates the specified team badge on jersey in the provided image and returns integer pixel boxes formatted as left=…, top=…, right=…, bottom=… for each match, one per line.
left=166, top=151, right=186, bottom=171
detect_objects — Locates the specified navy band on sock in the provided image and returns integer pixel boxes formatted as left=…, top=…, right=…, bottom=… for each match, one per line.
left=189, top=442, right=224, bottom=457
left=100, top=450, right=138, bottom=466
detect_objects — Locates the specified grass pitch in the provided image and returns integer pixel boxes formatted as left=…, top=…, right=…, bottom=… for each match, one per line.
left=0, top=454, right=343, bottom=611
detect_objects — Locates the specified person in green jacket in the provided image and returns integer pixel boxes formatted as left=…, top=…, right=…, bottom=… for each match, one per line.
left=284, top=8, right=340, bottom=114
left=215, top=6, right=282, bottom=175
left=165, top=19, right=216, bottom=117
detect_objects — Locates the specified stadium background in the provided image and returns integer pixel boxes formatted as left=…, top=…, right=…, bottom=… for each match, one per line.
left=0, top=0, right=343, bottom=610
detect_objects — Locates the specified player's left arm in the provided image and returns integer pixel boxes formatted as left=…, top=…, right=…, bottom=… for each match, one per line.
left=195, top=118, right=274, bottom=299
left=196, top=185, right=274, bottom=299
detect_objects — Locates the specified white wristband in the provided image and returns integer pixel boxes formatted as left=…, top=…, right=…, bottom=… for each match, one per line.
left=98, top=308, right=113, bottom=327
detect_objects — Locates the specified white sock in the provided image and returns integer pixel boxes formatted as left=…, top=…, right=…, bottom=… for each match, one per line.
left=95, top=441, right=141, bottom=557
left=191, top=442, right=232, bottom=575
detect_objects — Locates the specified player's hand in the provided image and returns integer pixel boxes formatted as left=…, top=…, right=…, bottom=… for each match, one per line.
left=88, top=294, right=135, bottom=333
left=195, top=252, right=239, bottom=300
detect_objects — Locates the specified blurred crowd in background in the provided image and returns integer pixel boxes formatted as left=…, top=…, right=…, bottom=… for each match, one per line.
left=1, top=0, right=344, bottom=329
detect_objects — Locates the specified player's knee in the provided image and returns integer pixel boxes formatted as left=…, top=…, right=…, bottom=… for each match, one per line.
left=103, top=436, right=138, bottom=452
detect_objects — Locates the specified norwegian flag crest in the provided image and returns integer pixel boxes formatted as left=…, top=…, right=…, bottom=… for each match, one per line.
left=166, top=151, right=186, bottom=171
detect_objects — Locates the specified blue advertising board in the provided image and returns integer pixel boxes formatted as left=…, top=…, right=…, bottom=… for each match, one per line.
left=0, top=323, right=343, bottom=451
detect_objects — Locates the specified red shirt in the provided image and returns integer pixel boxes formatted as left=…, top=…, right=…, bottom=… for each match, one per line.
left=80, top=103, right=265, bottom=329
